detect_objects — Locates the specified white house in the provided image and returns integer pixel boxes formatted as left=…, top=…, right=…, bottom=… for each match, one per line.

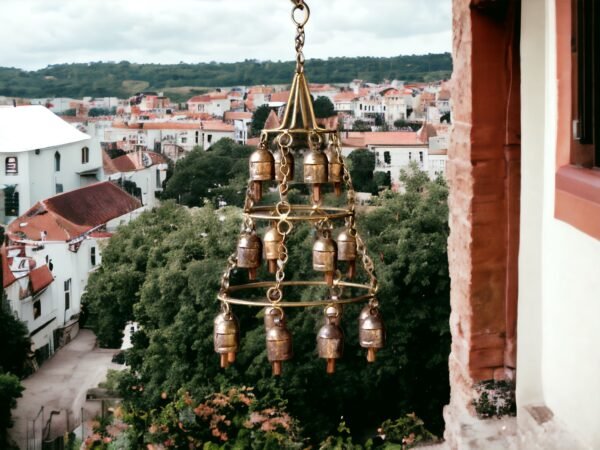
left=186, top=92, right=230, bottom=117
left=103, top=150, right=168, bottom=208
left=0, top=105, right=103, bottom=225
left=223, top=111, right=252, bottom=145
left=2, top=181, right=142, bottom=362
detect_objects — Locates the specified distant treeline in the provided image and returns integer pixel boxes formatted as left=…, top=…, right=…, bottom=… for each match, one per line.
left=0, top=53, right=452, bottom=100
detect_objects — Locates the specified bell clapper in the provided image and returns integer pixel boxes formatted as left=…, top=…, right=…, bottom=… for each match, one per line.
left=313, top=184, right=322, bottom=203
left=326, top=358, right=336, bottom=374
left=272, top=361, right=283, bottom=376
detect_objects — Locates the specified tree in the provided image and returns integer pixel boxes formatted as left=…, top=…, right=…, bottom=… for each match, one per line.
left=0, top=373, right=23, bottom=449
left=347, top=148, right=378, bottom=193
left=0, top=305, right=31, bottom=377
left=251, top=105, right=271, bottom=136
left=374, top=171, right=391, bottom=188
left=313, top=96, right=335, bottom=118
left=162, top=139, right=252, bottom=208
left=351, top=120, right=371, bottom=132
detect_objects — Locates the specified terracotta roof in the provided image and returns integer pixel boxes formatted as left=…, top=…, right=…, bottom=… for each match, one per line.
left=223, top=111, right=252, bottom=121
left=7, top=182, right=142, bottom=242
left=309, top=84, right=336, bottom=92
left=30, top=265, right=54, bottom=294
left=1, top=246, right=17, bottom=288
left=104, top=150, right=167, bottom=174
left=342, top=131, right=426, bottom=147
left=264, top=110, right=281, bottom=130
left=248, top=86, right=273, bottom=95
left=111, top=121, right=234, bottom=132
left=269, top=91, right=291, bottom=103
left=333, top=92, right=358, bottom=103
left=187, top=95, right=211, bottom=103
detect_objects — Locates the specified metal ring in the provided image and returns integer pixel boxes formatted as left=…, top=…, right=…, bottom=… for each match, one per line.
left=278, top=132, right=293, bottom=147
left=291, top=3, right=310, bottom=27
left=276, top=219, right=293, bottom=235
left=275, top=201, right=292, bottom=216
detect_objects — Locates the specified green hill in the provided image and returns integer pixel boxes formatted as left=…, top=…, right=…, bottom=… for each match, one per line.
left=0, top=53, right=452, bottom=100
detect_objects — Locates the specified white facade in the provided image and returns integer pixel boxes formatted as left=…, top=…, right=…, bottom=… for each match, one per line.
left=517, top=1, right=600, bottom=448
left=0, top=106, right=102, bottom=224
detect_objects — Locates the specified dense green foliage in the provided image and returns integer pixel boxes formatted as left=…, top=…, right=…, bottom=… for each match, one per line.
left=313, top=96, right=336, bottom=118
left=83, top=162, right=450, bottom=445
left=352, top=120, right=372, bottom=132
left=347, top=148, right=378, bottom=193
left=0, top=54, right=452, bottom=99
left=0, top=373, right=23, bottom=449
left=251, top=105, right=272, bottom=136
left=162, top=139, right=253, bottom=208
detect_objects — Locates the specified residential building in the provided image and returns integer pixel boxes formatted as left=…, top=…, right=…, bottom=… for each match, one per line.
left=186, top=92, right=230, bottom=117
left=223, top=111, right=253, bottom=144
left=2, top=182, right=142, bottom=362
left=0, top=105, right=103, bottom=225
left=102, top=150, right=168, bottom=208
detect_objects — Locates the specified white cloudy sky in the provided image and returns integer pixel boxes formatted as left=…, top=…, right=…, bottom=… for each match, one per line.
left=0, top=0, right=451, bottom=70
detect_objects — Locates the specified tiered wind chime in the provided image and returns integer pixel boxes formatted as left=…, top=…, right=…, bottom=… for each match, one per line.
left=214, top=0, right=385, bottom=376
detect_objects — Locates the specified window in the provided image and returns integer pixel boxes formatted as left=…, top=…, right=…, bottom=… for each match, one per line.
left=55, top=184, right=63, bottom=194
left=81, top=146, right=89, bottom=164
left=4, top=188, right=19, bottom=216
left=384, top=151, right=391, bottom=165
left=5, top=157, right=17, bottom=175
left=419, top=151, right=424, bottom=163
left=33, top=300, right=41, bottom=319
left=156, top=169, right=161, bottom=188
left=54, top=151, right=61, bottom=172
left=409, top=152, right=412, bottom=161
left=181, top=136, right=188, bottom=144
left=195, top=131, right=199, bottom=144
left=574, top=0, right=600, bottom=166
left=207, top=134, right=213, bottom=144
left=90, top=247, right=96, bottom=266
left=64, top=279, right=71, bottom=310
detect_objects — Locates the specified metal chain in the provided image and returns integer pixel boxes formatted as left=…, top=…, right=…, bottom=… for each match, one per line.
left=291, top=0, right=310, bottom=73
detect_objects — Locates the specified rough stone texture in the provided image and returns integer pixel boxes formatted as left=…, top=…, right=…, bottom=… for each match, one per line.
left=445, top=0, right=521, bottom=446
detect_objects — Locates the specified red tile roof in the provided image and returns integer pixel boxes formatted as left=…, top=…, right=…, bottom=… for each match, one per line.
left=264, top=110, right=281, bottom=130
left=29, top=265, right=54, bottom=294
left=111, top=121, right=234, bottom=132
left=269, top=91, right=291, bottom=103
left=187, top=95, right=211, bottom=103
left=223, top=111, right=252, bottom=121
left=104, top=151, right=167, bottom=174
left=7, top=182, right=142, bottom=242
left=333, top=92, right=358, bottom=103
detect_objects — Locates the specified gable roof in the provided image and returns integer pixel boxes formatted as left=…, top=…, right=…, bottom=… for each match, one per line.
left=103, top=150, right=167, bottom=175
left=30, top=265, right=54, bottom=294
left=7, top=182, right=141, bottom=242
left=0, top=105, right=90, bottom=153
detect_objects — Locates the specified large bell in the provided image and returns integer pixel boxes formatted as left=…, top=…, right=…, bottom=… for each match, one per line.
left=359, top=308, right=385, bottom=362
left=266, top=318, right=293, bottom=376
left=317, top=317, right=344, bottom=374
left=213, top=311, right=240, bottom=368
left=313, top=235, right=337, bottom=286
left=337, top=230, right=357, bottom=279
left=237, top=232, right=262, bottom=280
left=274, top=149, right=295, bottom=182
left=303, top=150, right=328, bottom=202
left=263, top=226, right=283, bottom=273
left=325, top=146, right=343, bottom=196
left=249, top=147, right=274, bottom=201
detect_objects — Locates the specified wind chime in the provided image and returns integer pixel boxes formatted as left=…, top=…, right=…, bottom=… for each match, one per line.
left=214, top=0, right=385, bottom=376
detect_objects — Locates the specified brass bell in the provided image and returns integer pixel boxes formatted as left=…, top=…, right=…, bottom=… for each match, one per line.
left=303, top=150, right=328, bottom=202
left=214, top=311, right=239, bottom=368
left=274, top=149, right=295, bottom=182
left=324, top=301, right=343, bottom=326
left=313, top=235, right=337, bottom=286
left=263, top=226, right=283, bottom=274
left=237, top=232, right=262, bottom=280
left=317, top=316, right=344, bottom=374
left=325, top=146, right=343, bottom=196
left=249, top=147, right=274, bottom=201
left=337, top=230, right=357, bottom=279
left=358, top=304, right=372, bottom=324
left=263, top=305, right=286, bottom=329
left=359, top=308, right=385, bottom=363
left=266, top=317, right=293, bottom=376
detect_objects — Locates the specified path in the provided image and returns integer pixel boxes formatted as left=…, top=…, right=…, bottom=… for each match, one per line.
left=9, top=329, right=120, bottom=449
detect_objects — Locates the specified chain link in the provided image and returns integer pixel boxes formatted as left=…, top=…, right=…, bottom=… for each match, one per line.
left=291, top=0, right=310, bottom=73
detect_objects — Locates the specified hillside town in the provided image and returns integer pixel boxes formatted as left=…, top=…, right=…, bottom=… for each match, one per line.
left=1, top=79, right=450, bottom=367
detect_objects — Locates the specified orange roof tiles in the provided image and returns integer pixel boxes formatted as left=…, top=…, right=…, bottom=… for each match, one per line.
left=269, top=91, right=291, bottom=103
left=111, top=121, right=234, bottom=132
left=30, top=265, right=54, bottom=294
left=264, top=110, right=281, bottom=130
left=104, top=150, right=167, bottom=174
left=224, top=111, right=252, bottom=121
left=7, top=182, right=142, bottom=242
left=333, top=92, right=358, bottom=102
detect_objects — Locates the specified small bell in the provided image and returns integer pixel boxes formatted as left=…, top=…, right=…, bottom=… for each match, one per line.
left=303, top=150, right=328, bottom=202
left=263, top=305, right=286, bottom=329
left=358, top=304, right=372, bottom=324
left=263, top=226, right=283, bottom=274
left=249, top=147, right=275, bottom=201
left=237, top=232, right=262, bottom=280
left=313, top=235, right=337, bottom=286
left=337, top=230, right=357, bottom=279
left=325, top=146, right=343, bottom=196
left=274, top=149, right=295, bottom=182
left=266, top=316, right=293, bottom=376
left=324, top=301, right=343, bottom=326
left=317, top=316, right=344, bottom=374
left=359, top=308, right=385, bottom=363
left=213, top=311, right=240, bottom=368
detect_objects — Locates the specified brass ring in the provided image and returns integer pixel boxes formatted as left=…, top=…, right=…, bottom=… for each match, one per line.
left=291, top=3, right=310, bottom=27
